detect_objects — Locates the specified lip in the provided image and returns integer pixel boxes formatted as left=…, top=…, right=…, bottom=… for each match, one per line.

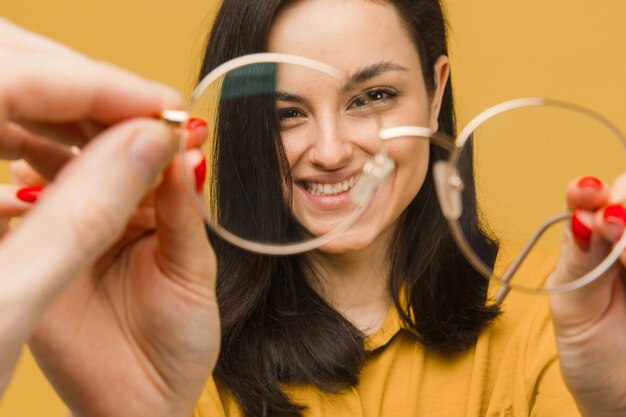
left=293, top=170, right=361, bottom=211
left=295, top=182, right=354, bottom=210
left=295, top=170, right=362, bottom=185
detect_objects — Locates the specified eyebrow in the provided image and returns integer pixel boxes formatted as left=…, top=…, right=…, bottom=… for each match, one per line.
left=275, top=90, right=306, bottom=103
left=274, top=61, right=409, bottom=103
left=348, top=61, right=409, bottom=85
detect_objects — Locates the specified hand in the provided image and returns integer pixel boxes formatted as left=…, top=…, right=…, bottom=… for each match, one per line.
left=548, top=174, right=626, bottom=417
left=21, top=142, right=220, bottom=417
left=0, top=17, right=186, bottom=397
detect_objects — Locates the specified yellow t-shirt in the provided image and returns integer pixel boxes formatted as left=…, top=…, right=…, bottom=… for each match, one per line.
left=193, top=245, right=580, bottom=417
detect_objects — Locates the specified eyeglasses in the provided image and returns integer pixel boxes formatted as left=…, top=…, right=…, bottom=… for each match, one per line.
left=162, top=53, right=626, bottom=300
left=378, top=98, right=626, bottom=301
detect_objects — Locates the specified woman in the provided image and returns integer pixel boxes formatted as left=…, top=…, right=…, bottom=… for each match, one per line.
left=196, top=0, right=626, bottom=415
left=21, top=1, right=626, bottom=417
left=203, top=0, right=500, bottom=414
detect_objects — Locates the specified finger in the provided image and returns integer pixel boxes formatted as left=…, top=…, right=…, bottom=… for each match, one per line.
left=597, top=204, right=626, bottom=243
left=10, top=119, right=107, bottom=147
left=1, top=123, right=73, bottom=180
left=0, top=118, right=177, bottom=315
left=9, top=160, right=48, bottom=187
left=0, top=184, right=43, bottom=236
left=184, top=117, right=209, bottom=149
left=2, top=56, right=182, bottom=124
left=0, top=41, right=182, bottom=125
left=565, top=176, right=610, bottom=211
left=0, top=184, right=42, bottom=217
left=154, top=148, right=215, bottom=289
left=608, top=173, right=626, bottom=205
left=126, top=205, right=157, bottom=233
left=616, top=173, right=626, bottom=266
left=95, top=205, right=158, bottom=268
left=590, top=174, right=626, bottom=259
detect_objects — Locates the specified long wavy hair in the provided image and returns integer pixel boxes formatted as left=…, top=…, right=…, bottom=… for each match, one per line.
left=200, top=1, right=499, bottom=416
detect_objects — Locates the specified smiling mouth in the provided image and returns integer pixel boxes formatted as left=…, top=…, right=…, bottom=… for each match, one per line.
left=301, top=175, right=360, bottom=196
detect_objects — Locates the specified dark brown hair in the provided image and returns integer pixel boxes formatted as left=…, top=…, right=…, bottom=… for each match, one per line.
left=200, top=1, right=499, bottom=416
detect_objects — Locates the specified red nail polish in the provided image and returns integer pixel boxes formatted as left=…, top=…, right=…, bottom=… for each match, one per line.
left=603, top=204, right=626, bottom=241
left=16, top=186, right=43, bottom=203
left=194, top=155, right=206, bottom=193
left=577, top=176, right=603, bottom=191
left=571, top=209, right=592, bottom=250
left=603, top=204, right=626, bottom=224
left=185, top=117, right=207, bottom=132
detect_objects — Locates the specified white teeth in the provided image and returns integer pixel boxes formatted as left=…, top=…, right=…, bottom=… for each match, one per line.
left=304, top=175, right=359, bottom=196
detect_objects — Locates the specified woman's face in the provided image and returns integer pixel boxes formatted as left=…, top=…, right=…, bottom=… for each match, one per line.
left=268, top=0, right=449, bottom=253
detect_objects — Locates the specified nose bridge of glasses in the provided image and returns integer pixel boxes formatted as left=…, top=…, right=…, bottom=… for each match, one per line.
left=350, top=153, right=396, bottom=207
left=375, top=125, right=460, bottom=218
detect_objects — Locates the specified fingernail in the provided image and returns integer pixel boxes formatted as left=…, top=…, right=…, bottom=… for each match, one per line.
left=16, top=186, right=43, bottom=203
left=577, top=176, right=603, bottom=191
left=603, top=204, right=626, bottom=241
left=194, top=154, right=206, bottom=193
left=128, top=123, right=176, bottom=184
left=185, top=117, right=207, bottom=132
left=609, top=173, right=626, bottom=204
left=571, top=209, right=593, bottom=250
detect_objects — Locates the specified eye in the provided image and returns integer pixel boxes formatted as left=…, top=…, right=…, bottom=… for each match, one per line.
left=348, top=87, right=398, bottom=110
left=277, top=108, right=305, bottom=120
left=277, top=107, right=308, bottom=130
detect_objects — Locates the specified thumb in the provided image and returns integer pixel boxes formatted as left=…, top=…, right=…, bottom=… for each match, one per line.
left=0, top=118, right=176, bottom=314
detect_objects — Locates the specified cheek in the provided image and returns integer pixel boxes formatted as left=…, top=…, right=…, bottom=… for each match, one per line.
left=390, top=140, right=430, bottom=203
left=378, top=89, right=433, bottom=132
left=281, top=130, right=308, bottom=170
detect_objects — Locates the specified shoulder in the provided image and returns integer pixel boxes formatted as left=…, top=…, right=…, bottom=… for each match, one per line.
left=193, top=376, right=241, bottom=417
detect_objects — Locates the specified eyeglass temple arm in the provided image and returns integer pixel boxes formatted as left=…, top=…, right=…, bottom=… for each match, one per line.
left=495, top=211, right=571, bottom=303
left=379, top=126, right=572, bottom=305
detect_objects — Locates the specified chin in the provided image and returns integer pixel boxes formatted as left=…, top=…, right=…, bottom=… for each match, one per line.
left=296, top=200, right=398, bottom=256
left=315, top=227, right=384, bottom=254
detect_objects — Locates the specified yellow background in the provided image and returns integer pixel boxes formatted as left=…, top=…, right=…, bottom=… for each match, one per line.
left=1, top=0, right=626, bottom=415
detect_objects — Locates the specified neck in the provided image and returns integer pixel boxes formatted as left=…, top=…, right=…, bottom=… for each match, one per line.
left=305, top=229, right=395, bottom=336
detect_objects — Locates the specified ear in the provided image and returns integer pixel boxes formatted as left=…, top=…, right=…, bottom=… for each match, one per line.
left=428, top=55, right=450, bottom=132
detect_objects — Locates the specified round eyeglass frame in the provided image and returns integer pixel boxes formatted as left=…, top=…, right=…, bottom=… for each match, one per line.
left=162, top=53, right=394, bottom=255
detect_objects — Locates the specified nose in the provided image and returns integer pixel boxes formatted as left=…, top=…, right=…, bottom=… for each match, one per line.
left=307, top=115, right=353, bottom=169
